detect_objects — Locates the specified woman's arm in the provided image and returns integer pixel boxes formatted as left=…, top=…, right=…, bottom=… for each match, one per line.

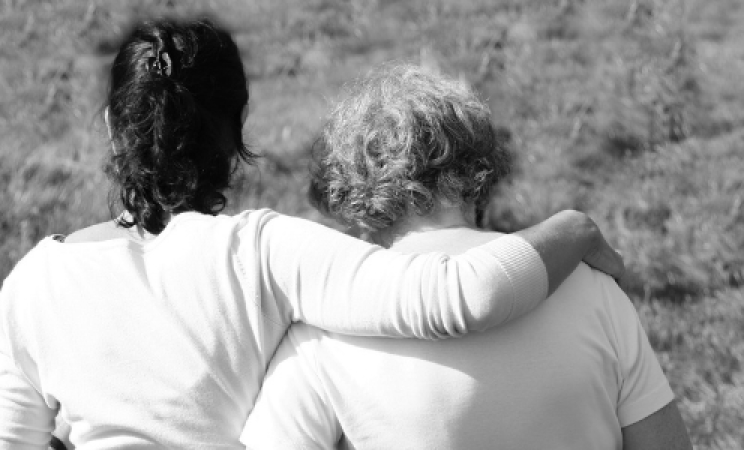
left=0, top=262, right=56, bottom=450
left=241, top=325, right=340, bottom=450
left=0, top=354, right=55, bottom=450
left=596, top=267, right=690, bottom=449
left=621, top=401, right=692, bottom=450
left=241, top=209, right=622, bottom=338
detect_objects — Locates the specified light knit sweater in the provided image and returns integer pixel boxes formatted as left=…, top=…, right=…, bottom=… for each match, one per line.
left=0, top=209, right=547, bottom=449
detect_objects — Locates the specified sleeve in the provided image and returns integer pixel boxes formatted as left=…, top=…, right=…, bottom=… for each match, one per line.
left=0, top=250, right=56, bottom=450
left=599, top=273, right=675, bottom=427
left=239, top=210, right=548, bottom=339
left=241, top=325, right=341, bottom=450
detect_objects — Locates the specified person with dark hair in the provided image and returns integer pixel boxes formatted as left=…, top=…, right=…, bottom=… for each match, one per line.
left=104, top=18, right=251, bottom=235
left=0, top=20, right=623, bottom=450
left=242, top=65, right=692, bottom=449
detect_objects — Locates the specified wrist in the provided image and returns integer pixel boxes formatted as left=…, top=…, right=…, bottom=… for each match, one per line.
left=557, top=209, right=599, bottom=256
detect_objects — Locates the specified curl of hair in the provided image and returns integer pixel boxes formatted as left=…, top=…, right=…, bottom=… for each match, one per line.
left=309, top=64, right=513, bottom=233
left=104, top=18, right=253, bottom=234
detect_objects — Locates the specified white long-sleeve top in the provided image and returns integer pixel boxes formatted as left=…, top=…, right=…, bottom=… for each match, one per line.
left=0, top=209, right=547, bottom=449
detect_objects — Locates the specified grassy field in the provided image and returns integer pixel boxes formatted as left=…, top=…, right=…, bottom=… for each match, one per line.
left=1, top=0, right=743, bottom=447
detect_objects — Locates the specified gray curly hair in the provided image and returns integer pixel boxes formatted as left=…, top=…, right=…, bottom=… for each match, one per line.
left=309, top=64, right=513, bottom=233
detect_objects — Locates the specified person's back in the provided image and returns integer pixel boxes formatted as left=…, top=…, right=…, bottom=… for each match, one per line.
left=4, top=211, right=307, bottom=448
left=328, top=229, right=630, bottom=449
left=243, top=225, right=675, bottom=449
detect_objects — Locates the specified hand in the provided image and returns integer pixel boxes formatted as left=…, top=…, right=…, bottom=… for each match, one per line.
left=583, top=235, right=625, bottom=281
left=514, top=209, right=625, bottom=296
left=581, top=218, right=625, bottom=281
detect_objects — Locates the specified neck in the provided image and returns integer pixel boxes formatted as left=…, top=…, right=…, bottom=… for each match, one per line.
left=371, top=203, right=475, bottom=247
left=117, top=210, right=170, bottom=242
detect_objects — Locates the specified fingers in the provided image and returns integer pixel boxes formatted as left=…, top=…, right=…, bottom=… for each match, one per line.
left=583, top=244, right=625, bottom=281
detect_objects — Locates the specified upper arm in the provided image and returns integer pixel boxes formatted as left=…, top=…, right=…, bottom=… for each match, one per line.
left=0, top=251, right=56, bottom=449
left=0, top=352, right=55, bottom=450
left=597, top=272, right=681, bottom=428
left=621, top=400, right=692, bottom=450
left=245, top=210, right=548, bottom=339
left=241, top=325, right=341, bottom=450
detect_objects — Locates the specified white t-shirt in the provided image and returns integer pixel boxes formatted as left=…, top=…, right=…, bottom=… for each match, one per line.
left=0, top=209, right=547, bottom=449
left=242, top=264, right=674, bottom=450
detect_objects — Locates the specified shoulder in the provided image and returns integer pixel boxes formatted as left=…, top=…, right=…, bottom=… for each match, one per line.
left=391, top=228, right=504, bottom=255
left=552, top=263, right=620, bottom=299
left=583, top=265, right=638, bottom=319
left=64, top=221, right=124, bottom=243
left=2, top=239, right=52, bottom=288
left=544, top=264, right=631, bottom=329
left=0, top=239, right=53, bottom=332
left=557, top=264, right=645, bottom=351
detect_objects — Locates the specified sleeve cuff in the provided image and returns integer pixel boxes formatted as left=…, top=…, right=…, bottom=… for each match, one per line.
left=486, top=234, right=549, bottom=321
left=618, top=381, right=676, bottom=427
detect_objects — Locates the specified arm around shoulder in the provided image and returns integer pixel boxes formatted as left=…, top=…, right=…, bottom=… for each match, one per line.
left=242, top=209, right=617, bottom=338
left=242, top=209, right=550, bottom=338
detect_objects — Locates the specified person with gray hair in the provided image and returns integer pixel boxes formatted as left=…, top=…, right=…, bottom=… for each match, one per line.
left=241, top=65, right=692, bottom=449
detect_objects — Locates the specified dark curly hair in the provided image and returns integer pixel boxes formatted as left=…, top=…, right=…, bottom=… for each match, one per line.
left=309, top=64, right=513, bottom=233
left=105, top=18, right=253, bottom=234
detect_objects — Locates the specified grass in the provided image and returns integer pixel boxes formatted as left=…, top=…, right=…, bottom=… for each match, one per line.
left=1, top=0, right=743, bottom=448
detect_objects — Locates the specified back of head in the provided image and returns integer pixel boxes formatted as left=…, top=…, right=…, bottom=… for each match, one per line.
left=106, top=18, right=252, bottom=234
left=309, top=64, right=512, bottom=234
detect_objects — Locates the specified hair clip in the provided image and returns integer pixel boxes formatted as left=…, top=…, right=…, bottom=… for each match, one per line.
left=157, top=50, right=173, bottom=77
left=147, top=48, right=173, bottom=77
